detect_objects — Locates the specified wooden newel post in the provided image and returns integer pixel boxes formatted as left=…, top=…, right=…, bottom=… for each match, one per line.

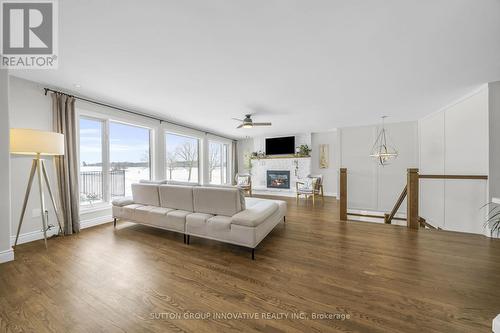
left=406, top=168, right=419, bottom=229
left=340, top=168, right=347, bottom=221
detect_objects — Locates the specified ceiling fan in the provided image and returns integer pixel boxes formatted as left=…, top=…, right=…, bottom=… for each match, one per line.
left=232, top=114, right=272, bottom=129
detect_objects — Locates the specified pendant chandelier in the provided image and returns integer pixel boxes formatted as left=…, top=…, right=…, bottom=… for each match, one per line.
left=369, top=116, right=398, bottom=166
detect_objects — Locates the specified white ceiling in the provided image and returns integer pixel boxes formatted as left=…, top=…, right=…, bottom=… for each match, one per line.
left=12, top=0, right=500, bottom=139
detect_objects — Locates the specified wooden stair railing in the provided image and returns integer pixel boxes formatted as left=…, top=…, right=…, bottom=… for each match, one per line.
left=339, top=167, right=486, bottom=230
left=339, top=168, right=347, bottom=221
left=384, top=185, right=407, bottom=224
left=419, top=217, right=441, bottom=230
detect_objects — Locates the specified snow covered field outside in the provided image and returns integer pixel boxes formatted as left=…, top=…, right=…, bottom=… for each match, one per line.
left=79, top=166, right=222, bottom=205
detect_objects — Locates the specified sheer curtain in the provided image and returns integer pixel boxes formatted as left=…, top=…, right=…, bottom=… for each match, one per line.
left=52, top=93, right=80, bottom=234
left=232, top=141, right=238, bottom=185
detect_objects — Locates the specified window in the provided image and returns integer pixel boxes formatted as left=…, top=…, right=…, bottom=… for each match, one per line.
left=208, top=141, right=229, bottom=184
left=165, top=133, right=199, bottom=183
left=79, top=116, right=152, bottom=207
left=109, top=122, right=151, bottom=198
left=79, top=118, right=104, bottom=205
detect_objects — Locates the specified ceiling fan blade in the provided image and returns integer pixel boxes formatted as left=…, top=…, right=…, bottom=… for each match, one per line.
left=236, top=124, right=244, bottom=128
left=252, top=122, right=272, bottom=126
left=231, top=118, right=243, bottom=122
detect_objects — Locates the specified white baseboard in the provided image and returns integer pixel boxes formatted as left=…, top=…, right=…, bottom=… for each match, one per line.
left=10, top=227, right=59, bottom=247
left=252, top=190, right=338, bottom=198
left=10, top=215, right=113, bottom=247
left=0, top=248, right=14, bottom=263
left=80, top=215, right=113, bottom=229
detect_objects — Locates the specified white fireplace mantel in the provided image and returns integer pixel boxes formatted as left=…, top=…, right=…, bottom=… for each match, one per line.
left=250, top=157, right=311, bottom=196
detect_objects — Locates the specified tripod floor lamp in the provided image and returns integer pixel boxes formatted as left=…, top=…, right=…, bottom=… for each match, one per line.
left=10, top=128, right=65, bottom=249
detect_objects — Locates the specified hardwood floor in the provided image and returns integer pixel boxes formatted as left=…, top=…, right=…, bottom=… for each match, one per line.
left=1, top=196, right=500, bottom=332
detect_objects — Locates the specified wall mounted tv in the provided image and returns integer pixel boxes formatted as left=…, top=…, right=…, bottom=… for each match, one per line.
left=265, top=136, right=295, bottom=155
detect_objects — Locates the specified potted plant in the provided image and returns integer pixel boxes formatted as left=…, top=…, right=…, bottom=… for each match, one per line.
left=297, top=144, right=312, bottom=157
left=483, top=201, right=500, bottom=237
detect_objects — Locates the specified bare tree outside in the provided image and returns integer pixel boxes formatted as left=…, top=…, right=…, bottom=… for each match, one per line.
left=208, top=143, right=221, bottom=183
left=166, top=151, right=177, bottom=180
left=175, top=141, right=198, bottom=181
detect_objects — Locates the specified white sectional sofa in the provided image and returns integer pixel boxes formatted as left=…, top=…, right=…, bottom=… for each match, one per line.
left=112, top=183, right=286, bottom=259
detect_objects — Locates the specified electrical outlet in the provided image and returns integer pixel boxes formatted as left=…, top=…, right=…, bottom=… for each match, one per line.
left=32, top=208, right=41, bottom=218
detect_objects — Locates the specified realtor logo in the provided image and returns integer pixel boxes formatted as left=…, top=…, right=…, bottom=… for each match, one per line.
left=1, top=0, right=58, bottom=68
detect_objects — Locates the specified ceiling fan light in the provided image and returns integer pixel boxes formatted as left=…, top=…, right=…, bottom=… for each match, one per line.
left=242, top=123, right=253, bottom=128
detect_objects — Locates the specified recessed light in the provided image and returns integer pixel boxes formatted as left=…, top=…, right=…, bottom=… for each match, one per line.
left=74, top=84, right=81, bottom=88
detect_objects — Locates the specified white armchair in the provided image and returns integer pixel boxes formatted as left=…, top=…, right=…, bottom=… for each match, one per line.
left=296, top=174, right=324, bottom=204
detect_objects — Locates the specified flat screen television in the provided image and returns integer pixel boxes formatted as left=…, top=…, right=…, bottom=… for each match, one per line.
left=265, top=136, right=295, bottom=155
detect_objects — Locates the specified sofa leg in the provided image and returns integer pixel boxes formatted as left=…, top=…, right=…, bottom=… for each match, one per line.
left=283, top=216, right=286, bottom=223
left=113, top=218, right=117, bottom=227
left=187, top=235, right=190, bottom=245
left=183, top=234, right=186, bottom=244
left=251, top=248, right=255, bottom=260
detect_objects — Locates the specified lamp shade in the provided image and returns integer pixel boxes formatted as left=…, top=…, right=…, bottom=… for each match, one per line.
left=10, top=128, right=65, bottom=156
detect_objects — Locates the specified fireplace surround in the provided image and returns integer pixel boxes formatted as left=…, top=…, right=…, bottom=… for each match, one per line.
left=267, top=170, right=290, bottom=189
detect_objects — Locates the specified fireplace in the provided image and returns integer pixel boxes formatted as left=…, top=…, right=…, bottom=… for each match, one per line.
left=267, top=170, right=290, bottom=189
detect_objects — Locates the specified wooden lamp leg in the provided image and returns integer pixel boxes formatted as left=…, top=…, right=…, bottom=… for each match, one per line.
left=36, top=156, right=49, bottom=249
left=41, top=160, right=64, bottom=235
left=14, top=159, right=37, bottom=248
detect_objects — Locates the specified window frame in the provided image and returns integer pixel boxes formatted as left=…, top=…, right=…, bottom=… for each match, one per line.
left=208, top=139, right=230, bottom=185
left=165, top=131, right=201, bottom=184
left=77, top=108, right=155, bottom=212
left=109, top=119, right=153, bottom=199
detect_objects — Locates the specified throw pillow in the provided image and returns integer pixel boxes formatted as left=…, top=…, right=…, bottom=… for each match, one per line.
left=300, top=177, right=318, bottom=190
left=237, top=176, right=249, bottom=186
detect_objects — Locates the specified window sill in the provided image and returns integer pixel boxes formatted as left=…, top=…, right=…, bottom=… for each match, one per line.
left=80, top=203, right=112, bottom=214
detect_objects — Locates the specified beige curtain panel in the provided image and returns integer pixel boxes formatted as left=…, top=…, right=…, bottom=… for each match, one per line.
left=232, top=141, right=238, bottom=185
left=52, top=93, right=80, bottom=234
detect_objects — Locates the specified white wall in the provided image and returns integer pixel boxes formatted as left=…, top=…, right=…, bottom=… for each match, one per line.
left=8, top=76, right=61, bottom=244
left=237, top=138, right=254, bottom=173
left=311, top=131, right=339, bottom=196
left=339, top=121, right=419, bottom=213
left=0, top=70, right=13, bottom=263
left=489, top=82, right=500, bottom=201
left=419, top=87, right=489, bottom=234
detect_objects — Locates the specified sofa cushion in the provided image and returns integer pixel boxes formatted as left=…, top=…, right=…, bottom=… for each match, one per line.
left=146, top=207, right=175, bottom=228
left=193, top=187, right=243, bottom=216
left=207, top=215, right=232, bottom=233
left=246, top=197, right=286, bottom=216
left=134, top=205, right=157, bottom=221
left=186, top=213, right=214, bottom=235
left=131, top=183, right=160, bottom=206
left=165, top=210, right=191, bottom=232
left=159, top=185, right=194, bottom=212
left=112, top=197, right=134, bottom=207
left=244, top=197, right=261, bottom=208
left=121, top=204, right=145, bottom=220
left=231, top=201, right=278, bottom=227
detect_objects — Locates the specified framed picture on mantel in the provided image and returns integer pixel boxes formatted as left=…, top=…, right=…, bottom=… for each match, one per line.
left=319, top=144, right=329, bottom=168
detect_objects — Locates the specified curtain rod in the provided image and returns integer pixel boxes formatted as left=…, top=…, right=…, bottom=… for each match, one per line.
left=43, top=87, right=236, bottom=142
